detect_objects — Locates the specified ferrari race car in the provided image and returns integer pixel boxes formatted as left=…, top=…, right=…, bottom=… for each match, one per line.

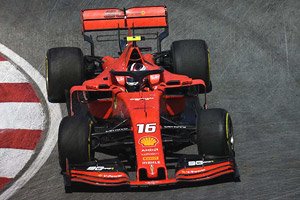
left=46, top=5, right=239, bottom=192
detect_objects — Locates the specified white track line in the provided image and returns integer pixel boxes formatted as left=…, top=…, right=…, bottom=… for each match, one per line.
left=0, top=103, right=44, bottom=130
left=0, top=43, right=62, bottom=200
left=0, top=149, right=34, bottom=178
left=0, top=61, right=27, bottom=83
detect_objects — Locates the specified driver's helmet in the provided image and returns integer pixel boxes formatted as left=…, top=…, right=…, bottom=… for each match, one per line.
left=126, top=62, right=146, bottom=92
left=129, top=62, right=146, bottom=71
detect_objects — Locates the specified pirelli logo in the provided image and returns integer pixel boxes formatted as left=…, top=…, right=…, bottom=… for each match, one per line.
left=142, top=156, right=159, bottom=161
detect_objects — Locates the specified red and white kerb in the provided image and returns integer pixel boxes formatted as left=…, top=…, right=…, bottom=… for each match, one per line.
left=0, top=55, right=45, bottom=190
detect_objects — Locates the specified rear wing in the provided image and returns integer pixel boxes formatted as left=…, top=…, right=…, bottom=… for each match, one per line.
left=81, top=6, right=169, bottom=54
left=81, top=6, right=168, bottom=32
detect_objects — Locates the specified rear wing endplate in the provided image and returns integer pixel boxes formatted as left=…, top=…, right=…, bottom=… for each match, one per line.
left=81, top=6, right=168, bottom=32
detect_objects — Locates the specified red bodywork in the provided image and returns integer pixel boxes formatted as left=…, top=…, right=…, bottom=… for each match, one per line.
left=66, top=6, right=235, bottom=187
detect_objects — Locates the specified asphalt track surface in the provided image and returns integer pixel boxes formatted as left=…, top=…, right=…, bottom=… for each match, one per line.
left=0, top=0, right=299, bottom=199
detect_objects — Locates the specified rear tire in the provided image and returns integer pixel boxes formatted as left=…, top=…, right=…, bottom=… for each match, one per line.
left=58, top=115, right=92, bottom=171
left=196, top=108, right=234, bottom=157
left=46, top=47, right=85, bottom=103
left=171, top=39, right=212, bottom=93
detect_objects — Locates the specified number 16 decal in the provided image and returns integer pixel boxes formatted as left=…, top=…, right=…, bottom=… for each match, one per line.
left=137, top=123, right=156, bottom=133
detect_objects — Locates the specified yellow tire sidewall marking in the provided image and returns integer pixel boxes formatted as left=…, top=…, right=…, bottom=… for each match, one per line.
left=207, top=49, right=211, bottom=82
left=225, top=112, right=229, bottom=140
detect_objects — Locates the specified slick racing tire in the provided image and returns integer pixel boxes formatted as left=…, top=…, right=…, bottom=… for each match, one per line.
left=58, top=115, right=92, bottom=171
left=196, top=108, right=234, bottom=157
left=46, top=47, right=85, bottom=103
left=171, top=39, right=212, bottom=93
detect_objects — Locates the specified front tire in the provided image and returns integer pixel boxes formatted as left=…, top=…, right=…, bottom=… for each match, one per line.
left=196, top=108, right=234, bottom=157
left=58, top=115, right=92, bottom=171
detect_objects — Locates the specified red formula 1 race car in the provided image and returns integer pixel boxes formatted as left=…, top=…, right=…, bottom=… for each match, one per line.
left=46, top=5, right=239, bottom=192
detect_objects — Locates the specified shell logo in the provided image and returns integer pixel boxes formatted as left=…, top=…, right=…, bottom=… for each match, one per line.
left=139, top=136, right=158, bottom=147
